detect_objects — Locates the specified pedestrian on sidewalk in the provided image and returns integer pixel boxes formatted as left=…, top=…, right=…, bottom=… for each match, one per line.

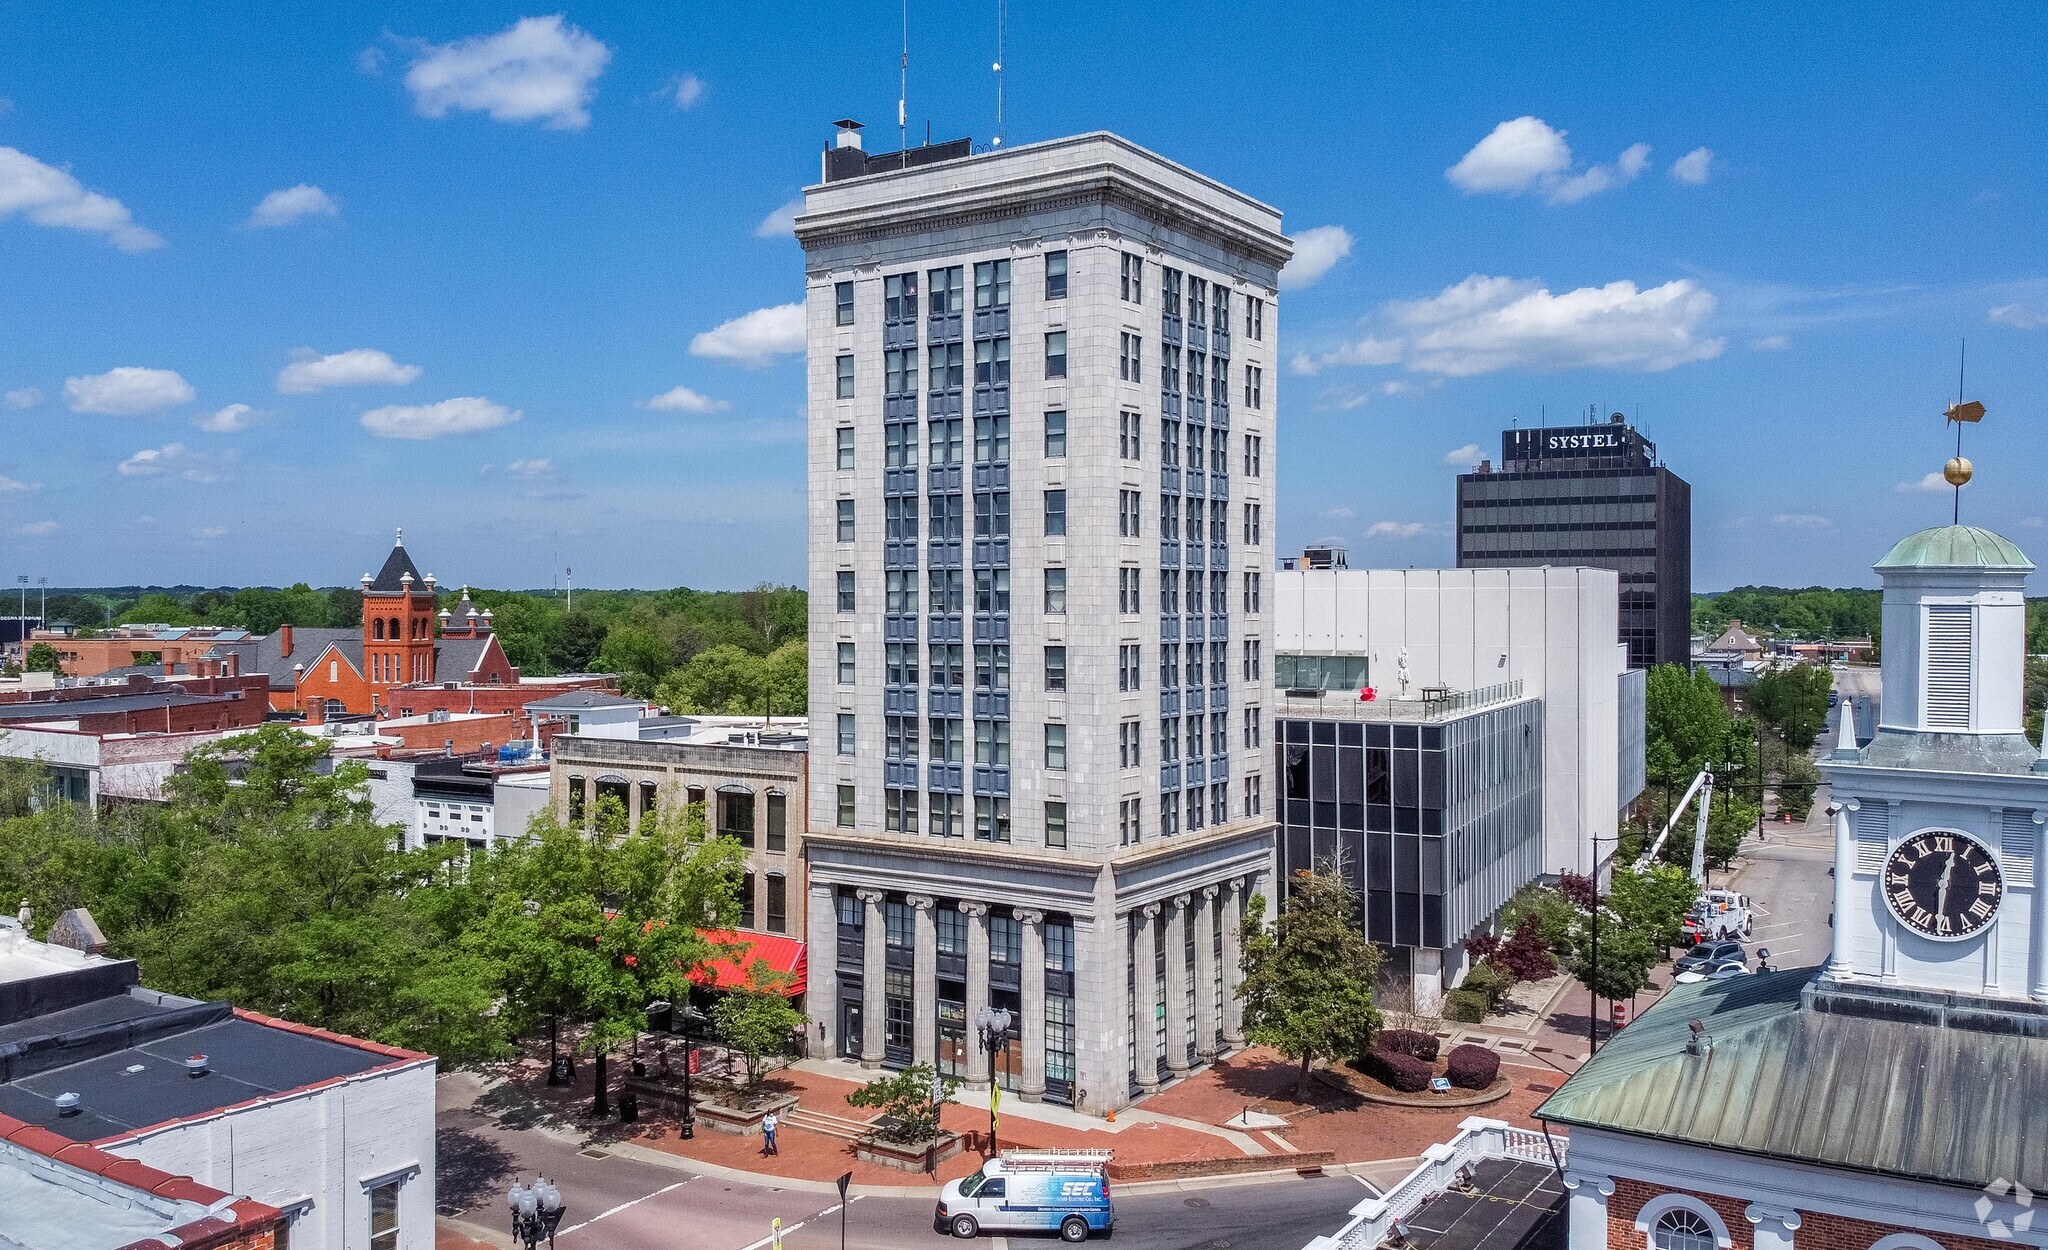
left=762, top=1110, right=780, bottom=1155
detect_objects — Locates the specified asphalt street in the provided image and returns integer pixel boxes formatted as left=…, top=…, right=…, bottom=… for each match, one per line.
left=438, top=1073, right=1370, bottom=1250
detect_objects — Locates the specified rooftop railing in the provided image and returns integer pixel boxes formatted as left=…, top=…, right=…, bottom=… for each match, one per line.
left=1300, top=1117, right=1559, bottom=1250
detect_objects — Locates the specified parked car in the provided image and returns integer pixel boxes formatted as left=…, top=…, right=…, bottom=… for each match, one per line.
left=1676, top=940, right=1747, bottom=975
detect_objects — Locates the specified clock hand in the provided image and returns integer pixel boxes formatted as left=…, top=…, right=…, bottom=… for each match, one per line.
left=1936, top=857, right=1955, bottom=921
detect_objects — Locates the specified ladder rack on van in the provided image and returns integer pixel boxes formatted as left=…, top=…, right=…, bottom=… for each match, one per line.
left=997, top=1149, right=1114, bottom=1172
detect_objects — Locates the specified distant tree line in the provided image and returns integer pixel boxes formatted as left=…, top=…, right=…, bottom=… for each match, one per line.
left=46, top=583, right=808, bottom=706
left=1692, top=586, right=1881, bottom=640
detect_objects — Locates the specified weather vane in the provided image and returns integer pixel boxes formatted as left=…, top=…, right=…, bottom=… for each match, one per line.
left=1943, top=340, right=1985, bottom=526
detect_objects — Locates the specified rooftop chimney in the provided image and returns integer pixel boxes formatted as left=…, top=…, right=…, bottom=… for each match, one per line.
left=834, top=118, right=864, bottom=150
left=279, top=623, right=294, bottom=658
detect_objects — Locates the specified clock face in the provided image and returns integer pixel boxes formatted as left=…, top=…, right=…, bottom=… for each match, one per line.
left=1882, top=830, right=2004, bottom=941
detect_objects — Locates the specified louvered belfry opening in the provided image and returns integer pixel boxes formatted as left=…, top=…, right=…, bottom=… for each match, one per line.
left=1922, top=602, right=1974, bottom=729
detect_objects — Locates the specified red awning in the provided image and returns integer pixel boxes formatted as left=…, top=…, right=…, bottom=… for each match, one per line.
left=690, top=929, right=806, bottom=997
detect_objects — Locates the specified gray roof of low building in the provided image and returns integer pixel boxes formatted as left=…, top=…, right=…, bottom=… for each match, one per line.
left=525, top=689, right=642, bottom=711
left=205, top=627, right=360, bottom=689
left=0, top=690, right=233, bottom=720
left=0, top=989, right=398, bottom=1142
left=1537, top=967, right=2048, bottom=1192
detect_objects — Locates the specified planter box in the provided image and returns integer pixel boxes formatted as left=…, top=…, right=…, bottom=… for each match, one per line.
left=854, top=1133, right=966, bottom=1173
left=623, top=1080, right=795, bottom=1136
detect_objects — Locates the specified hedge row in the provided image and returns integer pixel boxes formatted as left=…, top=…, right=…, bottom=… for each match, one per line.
left=1359, top=1048, right=1432, bottom=1093
left=1376, top=1029, right=1439, bottom=1062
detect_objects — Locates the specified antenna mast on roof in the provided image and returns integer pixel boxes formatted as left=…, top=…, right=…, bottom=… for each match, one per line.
left=991, top=0, right=1007, bottom=147
left=898, top=0, right=909, bottom=155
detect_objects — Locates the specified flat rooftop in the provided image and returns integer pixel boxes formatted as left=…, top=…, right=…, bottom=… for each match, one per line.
left=1400, top=1159, right=1565, bottom=1250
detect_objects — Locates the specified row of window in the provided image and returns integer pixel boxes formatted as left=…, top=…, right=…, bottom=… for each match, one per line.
left=835, top=492, right=1263, bottom=544
left=849, top=775, right=1267, bottom=845
left=849, top=338, right=1265, bottom=407
left=1117, top=253, right=1268, bottom=341
left=861, top=409, right=1262, bottom=477
left=858, top=254, right=1268, bottom=339
left=842, top=637, right=1264, bottom=691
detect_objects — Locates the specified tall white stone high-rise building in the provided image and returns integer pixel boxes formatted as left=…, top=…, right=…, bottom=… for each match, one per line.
left=797, top=123, right=1290, bottom=1113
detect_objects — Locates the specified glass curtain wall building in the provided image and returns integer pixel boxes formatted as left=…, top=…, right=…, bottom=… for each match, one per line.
left=1455, top=414, right=1691, bottom=669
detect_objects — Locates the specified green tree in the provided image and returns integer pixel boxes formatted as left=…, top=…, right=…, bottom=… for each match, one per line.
left=1704, top=789, right=1760, bottom=870
left=1751, top=664, right=1833, bottom=750
left=325, top=586, right=363, bottom=628
left=1645, top=664, right=1742, bottom=786
left=115, top=593, right=199, bottom=626
left=1777, top=752, right=1820, bottom=820
left=550, top=610, right=607, bottom=674
left=660, top=644, right=767, bottom=714
left=847, top=1062, right=960, bottom=1145
left=711, top=986, right=806, bottom=1090
left=1607, top=864, right=1700, bottom=951
left=596, top=625, right=672, bottom=695
left=763, top=639, right=807, bottom=715
left=24, top=643, right=63, bottom=675
left=464, top=793, right=742, bottom=1115
left=43, top=594, right=106, bottom=628
left=1236, top=871, right=1383, bottom=1097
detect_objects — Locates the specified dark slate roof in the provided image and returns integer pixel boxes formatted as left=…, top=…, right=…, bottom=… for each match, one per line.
left=0, top=690, right=230, bottom=720
left=435, top=635, right=492, bottom=680
left=1536, top=968, right=2048, bottom=1192
left=367, top=540, right=424, bottom=594
left=205, top=628, right=359, bottom=690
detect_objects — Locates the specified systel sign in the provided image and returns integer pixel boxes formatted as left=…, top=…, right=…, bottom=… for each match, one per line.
left=1546, top=431, right=1620, bottom=451
left=1504, top=423, right=1652, bottom=464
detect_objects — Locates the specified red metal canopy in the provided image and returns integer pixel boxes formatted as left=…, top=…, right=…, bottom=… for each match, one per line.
left=690, top=929, right=806, bottom=997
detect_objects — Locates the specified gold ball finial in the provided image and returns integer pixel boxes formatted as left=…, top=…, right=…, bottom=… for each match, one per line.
left=1944, top=456, right=1973, bottom=487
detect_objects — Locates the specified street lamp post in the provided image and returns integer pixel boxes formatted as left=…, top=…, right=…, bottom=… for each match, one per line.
left=974, top=1005, right=1012, bottom=1155
left=678, top=1003, right=707, bottom=1139
left=506, top=1176, right=566, bottom=1249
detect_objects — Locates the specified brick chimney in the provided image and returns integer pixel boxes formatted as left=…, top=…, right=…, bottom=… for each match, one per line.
left=279, top=623, right=294, bottom=658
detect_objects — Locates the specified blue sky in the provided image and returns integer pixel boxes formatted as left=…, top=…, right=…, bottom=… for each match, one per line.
left=1, top=2, right=2043, bottom=591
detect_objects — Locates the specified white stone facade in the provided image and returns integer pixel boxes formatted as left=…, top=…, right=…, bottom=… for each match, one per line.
left=796, top=131, right=1288, bottom=1111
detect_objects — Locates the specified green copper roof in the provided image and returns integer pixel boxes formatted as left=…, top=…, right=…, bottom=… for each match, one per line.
left=1875, top=524, right=2032, bottom=571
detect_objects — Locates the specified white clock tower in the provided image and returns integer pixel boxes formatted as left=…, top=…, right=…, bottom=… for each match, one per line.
left=1820, top=523, right=2048, bottom=1001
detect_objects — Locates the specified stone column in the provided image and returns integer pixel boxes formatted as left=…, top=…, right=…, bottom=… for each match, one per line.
left=1220, top=878, right=1247, bottom=1046
left=1017, top=909, right=1047, bottom=1101
left=1744, top=1204, right=1801, bottom=1250
left=1831, top=798, right=1857, bottom=977
left=2032, top=809, right=2048, bottom=1003
left=805, top=884, right=839, bottom=1054
left=1193, top=886, right=1219, bottom=1062
left=1133, top=904, right=1161, bottom=1091
left=627, top=778, right=643, bottom=832
left=961, top=901, right=991, bottom=1088
left=1163, top=895, right=1192, bottom=1076
left=858, top=889, right=887, bottom=1068
left=1560, top=1171, right=1614, bottom=1250
left=909, top=894, right=938, bottom=1069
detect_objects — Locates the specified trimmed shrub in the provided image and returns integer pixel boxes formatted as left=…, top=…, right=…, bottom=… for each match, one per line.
left=1460, top=963, right=1513, bottom=1010
left=1445, top=1044, right=1500, bottom=1091
left=1376, top=1029, right=1440, bottom=1063
left=1360, top=1048, right=1432, bottom=1093
left=1442, top=988, right=1489, bottom=1024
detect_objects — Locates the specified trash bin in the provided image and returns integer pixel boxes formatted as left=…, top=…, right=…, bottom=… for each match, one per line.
left=550, top=1056, right=574, bottom=1085
left=618, top=1090, right=639, bottom=1123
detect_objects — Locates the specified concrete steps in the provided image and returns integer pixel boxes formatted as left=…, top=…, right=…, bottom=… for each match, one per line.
left=784, top=1106, right=874, bottom=1141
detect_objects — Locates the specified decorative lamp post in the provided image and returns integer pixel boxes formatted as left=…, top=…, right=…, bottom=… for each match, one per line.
left=679, top=1003, right=707, bottom=1139
left=974, top=1005, right=1012, bottom=1154
left=507, top=1176, right=566, bottom=1249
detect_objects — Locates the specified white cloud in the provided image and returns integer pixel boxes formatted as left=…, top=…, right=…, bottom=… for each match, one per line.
left=644, top=384, right=731, bottom=413
left=276, top=347, right=421, bottom=394
left=2018, top=516, right=2044, bottom=529
left=1670, top=147, right=1715, bottom=185
left=1446, top=118, right=1650, bottom=205
left=358, top=46, right=386, bottom=75
left=0, top=474, right=39, bottom=493
left=754, top=197, right=803, bottom=239
left=14, top=521, right=57, bottom=537
left=1279, top=225, right=1353, bottom=291
left=1772, top=512, right=1833, bottom=528
left=195, top=526, right=229, bottom=540
left=403, top=16, right=611, bottom=130
left=1366, top=521, right=1430, bottom=539
left=0, top=146, right=163, bottom=250
left=116, top=442, right=230, bottom=483
left=64, top=367, right=195, bottom=416
left=672, top=72, right=705, bottom=109
left=690, top=303, right=805, bottom=367
left=505, top=458, right=554, bottom=478
left=1291, top=337, right=1402, bottom=376
left=197, top=403, right=259, bottom=433
left=3, top=388, right=42, bottom=409
left=1896, top=471, right=1953, bottom=494
left=248, top=183, right=339, bottom=228
left=1989, top=303, right=2048, bottom=330
left=1312, top=386, right=1371, bottom=412
left=1318, top=507, right=1356, bottom=521
left=1443, top=443, right=1483, bottom=467
left=360, top=397, right=520, bottom=440
left=1750, top=334, right=1790, bottom=351
left=1389, top=275, right=1721, bottom=376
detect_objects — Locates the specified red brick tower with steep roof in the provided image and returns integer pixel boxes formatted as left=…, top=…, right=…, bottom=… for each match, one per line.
left=359, top=528, right=438, bottom=710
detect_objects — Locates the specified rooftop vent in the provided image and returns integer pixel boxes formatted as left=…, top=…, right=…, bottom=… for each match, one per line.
left=54, top=1092, right=80, bottom=1115
left=185, top=1054, right=209, bottom=1078
left=833, top=118, right=864, bottom=150
left=1684, top=1019, right=1712, bottom=1057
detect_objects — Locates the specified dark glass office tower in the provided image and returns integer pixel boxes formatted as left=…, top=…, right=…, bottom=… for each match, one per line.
left=1455, top=414, right=1691, bottom=669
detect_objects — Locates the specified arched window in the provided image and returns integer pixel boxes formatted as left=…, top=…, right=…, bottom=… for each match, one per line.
left=1651, top=1209, right=1717, bottom=1250
left=388, top=617, right=401, bottom=639
left=373, top=618, right=385, bottom=640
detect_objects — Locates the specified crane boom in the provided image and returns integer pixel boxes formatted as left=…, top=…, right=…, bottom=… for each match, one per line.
left=1636, top=768, right=1715, bottom=881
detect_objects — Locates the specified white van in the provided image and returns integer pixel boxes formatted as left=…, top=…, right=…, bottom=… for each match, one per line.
left=934, top=1150, right=1115, bottom=1242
